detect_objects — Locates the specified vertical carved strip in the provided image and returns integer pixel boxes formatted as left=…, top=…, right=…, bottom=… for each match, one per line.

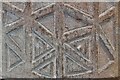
left=92, top=2, right=99, bottom=76
left=54, top=2, right=65, bottom=78
left=23, top=2, right=33, bottom=76
left=114, top=2, right=120, bottom=76
left=113, top=2, right=117, bottom=51
left=0, top=2, right=2, bottom=79
left=117, top=1, right=120, bottom=77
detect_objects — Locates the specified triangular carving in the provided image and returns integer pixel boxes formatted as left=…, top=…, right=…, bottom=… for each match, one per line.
left=98, top=40, right=114, bottom=73
left=7, top=26, right=24, bottom=52
left=7, top=46, right=23, bottom=71
left=65, top=56, right=89, bottom=75
left=33, top=36, right=53, bottom=61
left=69, top=38, right=90, bottom=60
left=4, top=11, right=20, bottom=25
left=64, top=13, right=88, bottom=32
left=33, top=61, right=55, bottom=78
left=32, top=2, right=54, bottom=11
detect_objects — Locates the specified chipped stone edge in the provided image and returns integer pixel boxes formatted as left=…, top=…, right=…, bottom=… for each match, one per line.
left=0, top=0, right=119, bottom=2
left=0, top=1, right=2, bottom=79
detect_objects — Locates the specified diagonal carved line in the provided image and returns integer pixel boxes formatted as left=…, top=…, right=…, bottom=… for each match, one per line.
left=32, top=55, right=55, bottom=71
left=70, top=35, right=90, bottom=45
left=32, top=48, right=55, bottom=63
left=63, top=25, right=92, bottom=43
left=3, top=2, right=24, bottom=12
left=32, top=55, right=56, bottom=78
left=63, top=26, right=92, bottom=35
left=64, top=4, right=93, bottom=18
left=34, top=48, right=53, bottom=59
left=5, top=22, right=25, bottom=52
left=32, top=3, right=55, bottom=14
left=6, top=44, right=24, bottom=72
left=32, top=55, right=55, bottom=78
left=65, top=70, right=92, bottom=77
left=5, top=19, right=24, bottom=34
left=64, top=43, right=91, bottom=63
left=64, top=55, right=92, bottom=77
left=65, top=53, right=92, bottom=71
left=32, top=71, right=52, bottom=78
left=5, top=39, right=22, bottom=55
left=8, top=47, right=22, bottom=68
left=64, top=32, right=91, bottom=43
left=37, top=22, right=54, bottom=36
left=33, top=29, right=55, bottom=48
left=69, top=43, right=91, bottom=62
left=99, top=6, right=115, bottom=23
left=3, top=2, right=23, bottom=17
left=31, top=3, right=55, bottom=19
left=98, top=35, right=114, bottom=60
left=32, top=30, right=56, bottom=63
left=64, top=4, right=93, bottom=24
left=98, top=60, right=114, bottom=73
left=7, top=34, right=22, bottom=52
left=6, top=25, right=25, bottom=52
left=32, top=20, right=54, bottom=37
left=98, top=24, right=115, bottom=52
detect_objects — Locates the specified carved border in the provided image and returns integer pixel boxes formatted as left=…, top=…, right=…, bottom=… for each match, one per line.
left=0, top=2, right=2, bottom=79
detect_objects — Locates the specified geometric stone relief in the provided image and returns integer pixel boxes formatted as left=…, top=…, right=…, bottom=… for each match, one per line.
left=1, top=1, right=119, bottom=79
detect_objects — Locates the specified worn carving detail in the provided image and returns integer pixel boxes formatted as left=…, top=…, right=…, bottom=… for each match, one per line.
left=5, top=25, right=25, bottom=72
left=2, top=2, right=117, bottom=78
left=31, top=2, right=56, bottom=78
left=63, top=4, right=93, bottom=76
left=97, top=3, right=115, bottom=73
left=63, top=3, right=116, bottom=77
left=3, top=3, right=25, bottom=72
left=32, top=30, right=55, bottom=63
left=6, top=45, right=23, bottom=72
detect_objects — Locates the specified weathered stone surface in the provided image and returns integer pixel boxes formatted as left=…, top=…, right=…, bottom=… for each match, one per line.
left=1, top=2, right=119, bottom=78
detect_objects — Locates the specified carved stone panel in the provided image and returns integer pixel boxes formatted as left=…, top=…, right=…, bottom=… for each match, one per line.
left=1, top=2, right=118, bottom=78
